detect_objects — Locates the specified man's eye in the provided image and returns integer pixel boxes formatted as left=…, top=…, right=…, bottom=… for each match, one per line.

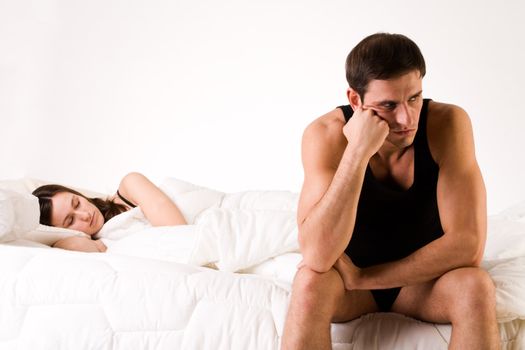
left=412, top=93, right=423, bottom=101
left=67, top=217, right=74, bottom=227
left=383, top=103, right=396, bottom=110
left=74, top=198, right=80, bottom=208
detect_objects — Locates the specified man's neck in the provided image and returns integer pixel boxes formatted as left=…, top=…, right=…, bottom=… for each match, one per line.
left=375, top=143, right=412, bottom=164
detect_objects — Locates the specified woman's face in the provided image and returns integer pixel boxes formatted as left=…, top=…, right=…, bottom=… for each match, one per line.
left=50, top=191, right=104, bottom=236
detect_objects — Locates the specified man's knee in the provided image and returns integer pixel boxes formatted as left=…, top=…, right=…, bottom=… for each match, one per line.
left=446, top=267, right=496, bottom=316
left=291, top=267, right=345, bottom=308
left=461, top=267, right=495, bottom=302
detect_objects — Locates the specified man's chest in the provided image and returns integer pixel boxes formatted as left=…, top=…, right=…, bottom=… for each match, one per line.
left=368, top=148, right=415, bottom=191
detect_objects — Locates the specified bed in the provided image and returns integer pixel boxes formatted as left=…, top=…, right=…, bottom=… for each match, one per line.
left=1, top=178, right=525, bottom=349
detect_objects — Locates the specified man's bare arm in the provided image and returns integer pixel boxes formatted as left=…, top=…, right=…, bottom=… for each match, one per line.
left=338, top=105, right=486, bottom=290
left=299, top=109, right=389, bottom=272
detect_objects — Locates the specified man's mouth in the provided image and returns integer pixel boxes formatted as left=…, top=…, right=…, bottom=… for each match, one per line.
left=393, top=129, right=415, bottom=135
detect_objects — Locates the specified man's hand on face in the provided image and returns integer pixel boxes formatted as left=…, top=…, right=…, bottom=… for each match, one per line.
left=343, top=107, right=389, bottom=160
left=333, top=253, right=362, bottom=290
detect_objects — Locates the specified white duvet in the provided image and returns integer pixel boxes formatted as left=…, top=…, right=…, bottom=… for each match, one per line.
left=99, top=205, right=299, bottom=273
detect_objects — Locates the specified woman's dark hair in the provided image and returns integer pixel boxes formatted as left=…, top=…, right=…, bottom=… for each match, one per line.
left=32, top=184, right=128, bottom=226
left=345, top=33, right=426, bottom=100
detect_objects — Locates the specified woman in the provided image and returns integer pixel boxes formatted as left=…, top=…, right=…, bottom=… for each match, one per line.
left=32, top=172, right=187, bottom=252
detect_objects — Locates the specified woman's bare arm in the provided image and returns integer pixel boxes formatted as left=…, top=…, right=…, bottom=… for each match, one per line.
left=117, top=172, right=187, bottom=226
left=53, top=236, right=107, bottom=252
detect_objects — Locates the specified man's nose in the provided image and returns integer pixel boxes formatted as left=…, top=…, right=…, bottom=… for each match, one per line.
left=395, top=103, right=411, bottom=126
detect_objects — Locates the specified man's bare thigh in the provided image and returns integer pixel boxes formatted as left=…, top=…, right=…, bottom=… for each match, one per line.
left=332, top=288, right=379, bottom=323
left=390, top=279, right=448, bottom=323
left=390, top=267, right=491, bottom=324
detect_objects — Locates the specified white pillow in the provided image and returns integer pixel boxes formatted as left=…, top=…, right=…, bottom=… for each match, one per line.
left=0, top=179, right=97, bottom=245
left=0, top=189, right=41, bottom=242
left=160, top=177, right=225, bottom=224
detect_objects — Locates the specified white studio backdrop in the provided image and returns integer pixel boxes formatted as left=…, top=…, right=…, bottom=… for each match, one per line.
left=1, top=0, right=524, bottom=215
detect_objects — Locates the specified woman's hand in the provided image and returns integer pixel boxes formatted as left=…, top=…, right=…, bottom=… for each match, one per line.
left=93, top=239, right=107, bottom=252
left=53, top=236, right=106, bottom=252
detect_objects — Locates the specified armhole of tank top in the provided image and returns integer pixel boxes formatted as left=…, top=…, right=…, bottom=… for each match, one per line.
left=415, top=99, right=430, bottom=144
left=116, top=190, right=137, bottom=208
left=416, top=99, right=439, bottom=172
left=337, top=105, right=353, bottom=123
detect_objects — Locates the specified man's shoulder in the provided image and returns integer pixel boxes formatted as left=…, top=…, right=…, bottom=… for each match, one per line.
left=427, top=100, right=470, bottom=127
left=301, top=108, right=348, bottom=169
left=303, top=107, right=346, bottom=141
left=427, top=101, right=474, bottom=165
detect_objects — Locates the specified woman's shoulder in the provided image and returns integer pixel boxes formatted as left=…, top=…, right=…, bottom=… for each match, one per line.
left=109, top=191, right=136, bottom=209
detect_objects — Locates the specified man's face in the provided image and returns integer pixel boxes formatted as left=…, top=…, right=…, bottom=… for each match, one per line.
left=359, top=70, right=424, bottom=150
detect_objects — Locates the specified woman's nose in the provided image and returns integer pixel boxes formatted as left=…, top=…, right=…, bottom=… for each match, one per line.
left=75, top=210, right=91, bottom=221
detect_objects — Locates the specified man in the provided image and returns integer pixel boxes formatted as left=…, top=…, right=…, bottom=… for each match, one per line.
left=281, top=33, right=500, bottom=350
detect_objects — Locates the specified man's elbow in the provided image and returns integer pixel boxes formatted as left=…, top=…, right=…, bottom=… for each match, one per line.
left=460, top=233, right=485, bottom=267
left=470, top=239, right=485, bottom=267
left=301, top=256, right=334, bottom=273
left=298, top=236, right=337, bottom=273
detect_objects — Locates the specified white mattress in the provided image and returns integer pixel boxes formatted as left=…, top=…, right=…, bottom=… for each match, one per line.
left=1, top=242, right=524, bottom=350
left=331, top=314, right=525, bottom=350
left=0, top=241, right=289, bottom=349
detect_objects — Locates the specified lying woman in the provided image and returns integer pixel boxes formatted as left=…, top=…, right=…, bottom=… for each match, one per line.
left=32, top=172, right=187, bottom=252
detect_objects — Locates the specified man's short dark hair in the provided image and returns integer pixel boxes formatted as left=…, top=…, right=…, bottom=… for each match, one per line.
left=345, top=33, right=426, bottom=100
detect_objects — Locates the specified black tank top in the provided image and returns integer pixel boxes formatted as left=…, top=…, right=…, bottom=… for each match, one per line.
left=117, top=190, right=136, bottom=208
left=339, top=99, right=444, bottom=268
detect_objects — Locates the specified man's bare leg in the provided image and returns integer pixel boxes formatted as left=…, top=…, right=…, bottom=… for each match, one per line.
left=391, top=267, right=500, bottom=350
left=281, top=267, right=378, bottom=350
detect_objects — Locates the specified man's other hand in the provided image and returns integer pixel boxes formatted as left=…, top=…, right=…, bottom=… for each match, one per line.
left=334, top=253, right=362, bottom=290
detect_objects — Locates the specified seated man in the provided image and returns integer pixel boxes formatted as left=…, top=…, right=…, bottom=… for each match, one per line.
left=281, top=33, right=500, bottom=350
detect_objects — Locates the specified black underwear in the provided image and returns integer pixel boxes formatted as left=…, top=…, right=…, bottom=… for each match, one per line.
left=371, top=288, right=401, bottom=312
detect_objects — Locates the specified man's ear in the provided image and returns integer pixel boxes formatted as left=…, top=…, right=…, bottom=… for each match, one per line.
left=346, top=88, right=362, bottom=110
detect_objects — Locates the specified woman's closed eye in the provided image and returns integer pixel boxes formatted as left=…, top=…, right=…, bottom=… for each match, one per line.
left=65, top=216, right=74, bottom=227
left=65, top=197, right=80, bottom=227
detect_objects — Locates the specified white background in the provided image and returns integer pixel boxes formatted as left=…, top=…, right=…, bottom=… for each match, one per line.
left=1, top=0, right=523, bottom=214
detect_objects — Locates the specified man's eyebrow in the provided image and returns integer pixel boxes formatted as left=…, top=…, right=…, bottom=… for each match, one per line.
left=379, top=99, right=397, bottom=105
left=61, top=195, right=74, bottom=226
left=370, top=98, right=397, bottom=106
left=410, top=90, right=423, bottom=98
left=372, top=90, right=423, bottom=106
